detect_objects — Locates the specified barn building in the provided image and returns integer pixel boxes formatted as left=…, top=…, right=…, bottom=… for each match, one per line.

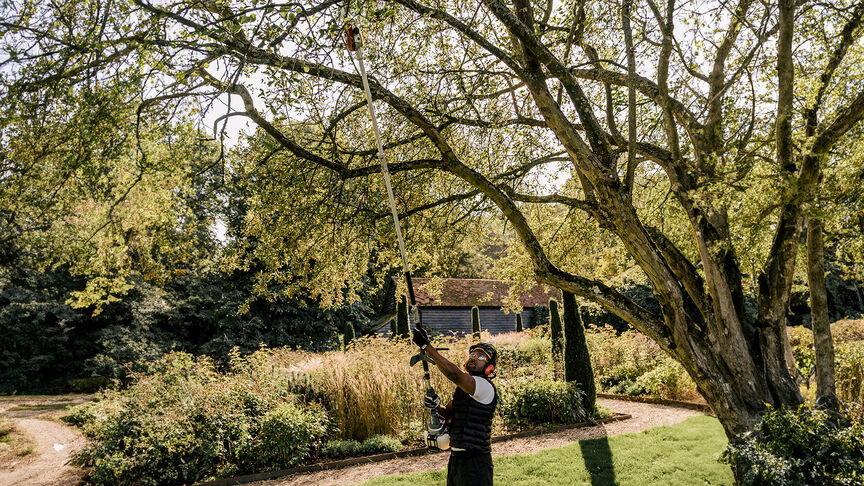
left=376, top=277, right=561, bottom=336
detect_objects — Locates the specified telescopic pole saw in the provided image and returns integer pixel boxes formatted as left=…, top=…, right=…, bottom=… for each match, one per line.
left=342, top=12, right=449, bottom=450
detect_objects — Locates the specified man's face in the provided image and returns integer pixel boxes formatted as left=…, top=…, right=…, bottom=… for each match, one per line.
left=465, top=348, right=490, bottom=375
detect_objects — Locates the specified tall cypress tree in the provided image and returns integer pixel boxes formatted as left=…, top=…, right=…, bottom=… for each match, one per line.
left=344, top=321, right=356, bottom=347
left=471, top=306, right=481, bottom=341
left=549, top=298, right=563, bottom=360
left=396, top=295, right=410, bottom=338
left=563, top=290, right=595, bottom=414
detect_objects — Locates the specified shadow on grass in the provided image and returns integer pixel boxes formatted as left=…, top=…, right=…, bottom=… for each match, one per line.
left=578, top=433, right=616, bottom=485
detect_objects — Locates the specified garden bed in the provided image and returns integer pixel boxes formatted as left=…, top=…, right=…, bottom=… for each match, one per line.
left=596, top=393, right=713, bottom=414
left=197, top=413, right=632, bottom=486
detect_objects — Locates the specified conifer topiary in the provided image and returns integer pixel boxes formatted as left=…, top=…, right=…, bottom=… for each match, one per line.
left=549, top=298, right=563, bottom=361
left=344, top=321, right=356, bottom=347
left=471, top=306, right=481, bottom=341
left=396, top=295, right=410, bottom=338
left=516, top=313, right=523, bottom=332
left=563, top=291, right=595, bottom=414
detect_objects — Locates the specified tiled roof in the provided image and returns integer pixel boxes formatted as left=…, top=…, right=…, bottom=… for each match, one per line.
left=392, top=277, right=561, bottom=308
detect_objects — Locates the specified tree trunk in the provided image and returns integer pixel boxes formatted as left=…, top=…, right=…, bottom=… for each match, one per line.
left=562, top=291, right=595, bottom=414
left=806, top=217, right=839, bottom=411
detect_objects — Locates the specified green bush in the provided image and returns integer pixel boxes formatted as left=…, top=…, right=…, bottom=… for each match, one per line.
left=516, top=336, right=552, bottom=365
left=608, top=379, right=646, bottom=396
left=321, top=435, right=402, bottom=459
left=498, top=379, right=586, bottom=426
left=322, top=439, right=363, bottom=459
left=835, top=342, right=864, bottom=419
left=634, top=356, right=699, bottom=400
left=361, top=434, right=403, bottom=454
left=253, top=403, right=329, bottom=469
left=67, top=352, right=329, bottom=485
left=722, top=405, right=864, bottom=485
left=587, top=326, right=665, bottom=390
left=592, top=404, right=613, bottom=420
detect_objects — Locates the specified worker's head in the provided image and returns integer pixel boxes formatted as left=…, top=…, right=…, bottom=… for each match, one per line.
left=465, top=342, right=497, bottom=377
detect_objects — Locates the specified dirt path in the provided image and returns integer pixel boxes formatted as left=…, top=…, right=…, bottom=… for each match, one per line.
left=255, top=398, right=706, bottom=486
left=0, top=397, right=90, bottom=486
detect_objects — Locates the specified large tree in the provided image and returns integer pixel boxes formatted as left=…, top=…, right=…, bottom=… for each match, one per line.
left=3, top=0, right=864, bottom=437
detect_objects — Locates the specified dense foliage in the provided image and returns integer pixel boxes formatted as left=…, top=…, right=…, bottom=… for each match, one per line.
left=66, top=352, right=330, bottom=485
left=722, top=405, right=864, bottom=486
left=586, top=325, right=700, bottom=401
left=498, top=379, right=587, bottom=425
left=321, top=435, right=403, bottom=459
left=3, top=0, right=864, bottom=436
left=0, top=262, right=375, bottom=394
left=788, top=320, right=864, bottom=420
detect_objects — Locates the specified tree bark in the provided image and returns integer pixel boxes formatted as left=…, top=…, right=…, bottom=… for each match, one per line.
left=806, top=217, right=839, bottom=411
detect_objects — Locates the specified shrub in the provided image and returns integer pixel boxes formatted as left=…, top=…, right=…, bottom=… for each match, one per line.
left=722, top=405, right=864, bottom=485
left=592, top=404, right=613, bottom=420
left=67, top=352, right=329, bottom=485
left=321, top=435, right=402, bottom=459
left=515, top=313, right=523, bottom=332
left=498, top=379, right=586, bottom=425
left=835, top=342, right=864, bottom=419
left=361, top=434, right=403, bottom=454
left=253, top=403, right=329, bottom=469
left=635, top=356, right=699, bottom=400
left=587, top=326, right=663, bottom=390
left=322, top=439, right=363, bottom=459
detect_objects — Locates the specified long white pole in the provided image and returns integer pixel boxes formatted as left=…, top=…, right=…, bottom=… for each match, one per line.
left=351, top=38, right=411, bottom=277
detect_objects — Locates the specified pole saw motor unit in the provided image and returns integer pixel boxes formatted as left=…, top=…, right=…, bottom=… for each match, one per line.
left=424, top=417, right=450, bottom=450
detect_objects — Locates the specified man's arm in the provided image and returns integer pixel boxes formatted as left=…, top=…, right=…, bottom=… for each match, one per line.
left=422, top=345, right=476, bottom=395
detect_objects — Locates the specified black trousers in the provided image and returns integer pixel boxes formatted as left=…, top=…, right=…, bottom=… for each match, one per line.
left=446, top=450, right=493, bottom=486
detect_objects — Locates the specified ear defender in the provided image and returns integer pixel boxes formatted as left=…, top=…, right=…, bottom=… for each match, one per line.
left=484, top=364, right=495, bottom=376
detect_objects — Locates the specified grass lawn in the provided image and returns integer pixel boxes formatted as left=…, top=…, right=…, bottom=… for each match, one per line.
left=361, top=416, right=733, bottom=486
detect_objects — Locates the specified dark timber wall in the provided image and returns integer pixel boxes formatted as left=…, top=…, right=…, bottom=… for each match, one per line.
left=377, top=307, right=536, bottom=336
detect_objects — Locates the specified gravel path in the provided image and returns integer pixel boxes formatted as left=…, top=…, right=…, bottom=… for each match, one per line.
left=255, top=398, right=706, bottom=486
left=0, top=398, right=89, bottom=486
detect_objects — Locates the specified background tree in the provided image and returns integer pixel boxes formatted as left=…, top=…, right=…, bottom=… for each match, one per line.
left=3, top=0, right=864, bottom=437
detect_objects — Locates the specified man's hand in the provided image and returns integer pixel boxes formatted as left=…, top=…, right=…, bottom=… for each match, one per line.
left=412, top=326, right=430, bottom=349
left=424, top=389, right=440, bottom=409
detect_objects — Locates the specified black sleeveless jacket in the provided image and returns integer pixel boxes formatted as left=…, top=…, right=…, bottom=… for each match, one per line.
left=448, top=377, right=497, bottom=452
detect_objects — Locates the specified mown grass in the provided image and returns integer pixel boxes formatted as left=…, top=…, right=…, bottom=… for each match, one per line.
left=360, top=416, right=733, bottom=486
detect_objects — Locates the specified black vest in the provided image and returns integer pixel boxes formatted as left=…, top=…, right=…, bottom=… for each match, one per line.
left=448, top=377, right=497, bottom=452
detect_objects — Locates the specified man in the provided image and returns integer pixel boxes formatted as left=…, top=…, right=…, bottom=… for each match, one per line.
left=412, top=326, right=498, bottom=486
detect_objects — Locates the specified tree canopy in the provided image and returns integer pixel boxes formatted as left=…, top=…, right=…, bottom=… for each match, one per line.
left=3, top=0, right=864, bottom=436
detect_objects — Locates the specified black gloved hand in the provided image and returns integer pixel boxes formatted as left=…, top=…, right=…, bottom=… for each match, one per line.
left=424, top=389, right=440, bottom=409
left=412, top=326, right=430, bottom=349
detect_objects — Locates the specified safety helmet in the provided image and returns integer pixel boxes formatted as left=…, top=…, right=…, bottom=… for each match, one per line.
left=469, top=342, right=497, bottom=367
